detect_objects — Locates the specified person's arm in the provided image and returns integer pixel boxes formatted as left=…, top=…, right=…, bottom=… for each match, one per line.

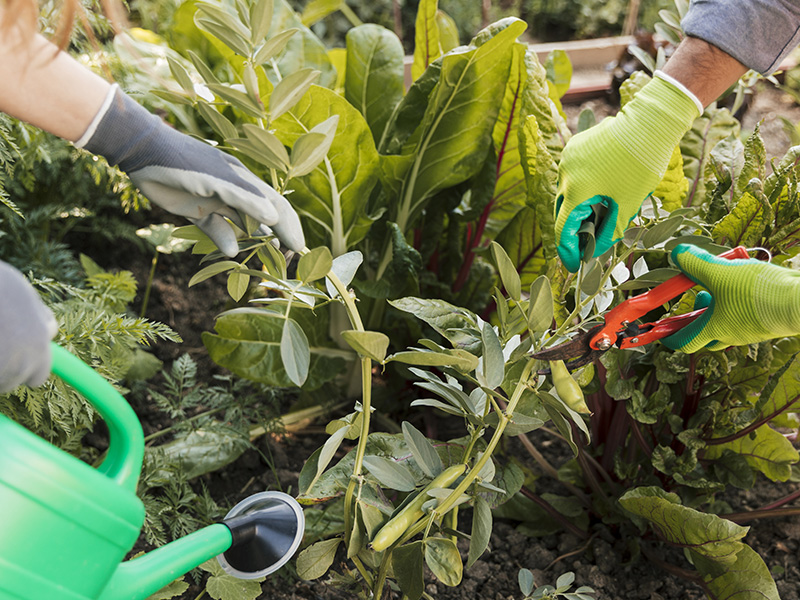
left=0, top=28, right=110, bottom=141
left=0, top=16, right=305, bottom=255
left=661, top=36, right=748, bottom=108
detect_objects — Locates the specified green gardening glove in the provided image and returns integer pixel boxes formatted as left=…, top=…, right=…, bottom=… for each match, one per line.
left=662, top=244, right=800, bottom=353
left=555, top=74, right=701, bottom=272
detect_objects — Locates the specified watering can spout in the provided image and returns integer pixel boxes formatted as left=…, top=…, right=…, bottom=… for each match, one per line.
left=100, top=524, right=233, bottom=600
left=99, top=491, right=305, bottom=600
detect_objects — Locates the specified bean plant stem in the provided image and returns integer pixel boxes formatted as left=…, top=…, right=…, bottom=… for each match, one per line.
left=431, top=359, right=537, bottom=518
left=322, top=265, right=372, bottom=551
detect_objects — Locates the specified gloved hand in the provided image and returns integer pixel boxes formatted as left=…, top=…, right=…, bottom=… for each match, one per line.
left=0, top=262, right=58, bottom=393
left=555, top=73, right=701, bottom=272
left=662, top=244, right=800, bottom=353
left=78, top=85, right=305, bottom=257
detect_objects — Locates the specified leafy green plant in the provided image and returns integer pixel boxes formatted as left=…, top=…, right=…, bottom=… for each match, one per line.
left=0, top=260, right=179, bottom=451
left=518, top=569, right=595, bottom=600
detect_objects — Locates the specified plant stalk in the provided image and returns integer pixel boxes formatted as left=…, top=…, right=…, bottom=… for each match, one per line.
left=139, top=250, right=158, bottom=318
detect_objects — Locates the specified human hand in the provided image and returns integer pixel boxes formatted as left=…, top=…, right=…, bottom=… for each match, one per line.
left=662, top=245, right=800, bottom=353
left=0, top=262, right=58, bottom=393
left=80, top=86, right=305, bottom=257
left=555, top=74, right=700, bottom=272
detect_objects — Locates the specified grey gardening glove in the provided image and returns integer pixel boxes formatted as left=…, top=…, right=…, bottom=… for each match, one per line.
left=78, top=85, right=305, bottom=257
left=0, top=261, right=58, bottom=393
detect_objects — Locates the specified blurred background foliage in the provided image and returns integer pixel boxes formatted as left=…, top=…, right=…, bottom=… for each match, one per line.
left=128, top=0, right=677, bottom=52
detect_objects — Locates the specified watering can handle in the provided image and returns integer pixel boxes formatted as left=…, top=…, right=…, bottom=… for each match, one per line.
left=49, top=343, right=144, bottom=494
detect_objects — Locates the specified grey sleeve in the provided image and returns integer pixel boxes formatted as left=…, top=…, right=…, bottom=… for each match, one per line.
left=681, top=0, right=800, bottom=74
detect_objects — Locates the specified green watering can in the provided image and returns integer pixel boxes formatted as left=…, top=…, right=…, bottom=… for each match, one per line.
left=0, top=343, right=305, bottom=600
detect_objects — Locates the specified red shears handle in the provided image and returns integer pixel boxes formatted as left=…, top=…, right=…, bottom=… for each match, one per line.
left=589, top=246, right=751, bottom=350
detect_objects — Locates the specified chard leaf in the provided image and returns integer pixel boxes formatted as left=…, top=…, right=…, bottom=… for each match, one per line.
left=704, top=424, right=799, bottom=481
left=345, top=24, right=405, bottom=145
left=520, top=49, right=568, bottom=158
left=690, top=544, right=779, bottom=600
left=273, top=85, right=380, bottom=252
left=735, top=127, right=767, bottom=197
left=654, top=145, right=688, bottom=211
left=711, top=191, right=768, bottom=247
left=758, top=354, right=800, bottom=422
left=619, top=487, right=748, bottom=564
left=262, top=0, right=336, bottom=88
left=379, top=60, right=442, bottom=155
left=392, top=18, right=525, bottom=232
left=705, top=132, right=745, bottom=222
left=484, top=42, right=528, bottom=239
left=519, top=114, right=558, bottom=259
left=202, top=308, right=345, bottom=389
left=354, top=222, right=422, bottom=299
left=682, top=106, right=740, bottom=207
left=411, top=0, right=441, bottom=82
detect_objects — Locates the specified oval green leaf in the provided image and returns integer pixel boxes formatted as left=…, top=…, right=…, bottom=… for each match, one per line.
left=363, top=455, right=416, bottom=492
left=281, top=317, right=310, bottom=386
left=298, top=246, right=333, bottom=282
left=340, top=329, right=389, bottom=362
left=424, top=537, right=463, bottom=587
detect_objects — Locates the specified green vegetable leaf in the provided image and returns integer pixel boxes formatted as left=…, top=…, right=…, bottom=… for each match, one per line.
left=619, top=487, right=748, bottom=564
left=363, top=455, right=416, bottom=492
left=495, top=206, right=547, bottom=289
left=386, top=348, right=479, bottom=373
left=203, top=308, right=345, bottom=389
left=691, top=543, right=780, bottom=600
left=273, top=85, right=379, bottom=253
left=484, top=42, right=528, bottom=240
left=527, top=275, right=553, bottom=332
left=544, top=49, right=572, bottom=99
left=402, top=421, right=444, bottom=478
left=295, top=538, right=341, bottom=580
left=519, top=114, right=558, bottom=259
left=345, top=24, right=405, bottom=145
left=200, top=558, right=264, bottom=600
left=425, top=537, right=463, bottom=587
left=682, top=106, right=741, bottom=207
left=392, top=19, right=526, bottom=232
left=490, top=241, right=522, bottom=301
left=389, top=297, right=481, bottom=353
left=146, top=577, right=188, bottom=600
left=411, top=0, right=441, bottom=81
left=654, top=145, right=689, bottom=211
left=704, top=424, right=799, bottom=482
left=479, top=322, right=505, bottom=389
left=262, top=0, right=336, bottom=89
left=281, top=317, right=310, bottom=386
left=394, top=541, right=425, bottom=600
left=298, top=246, right=333, bottom=283
left=467, top=495, right=492, bottom=568
left=711, top=191, right=768, bottom=247
left=340, top=330, right=389, bottom=362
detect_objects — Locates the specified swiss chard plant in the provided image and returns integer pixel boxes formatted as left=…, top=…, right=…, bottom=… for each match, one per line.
left=120, top=0, right=800, bottom=597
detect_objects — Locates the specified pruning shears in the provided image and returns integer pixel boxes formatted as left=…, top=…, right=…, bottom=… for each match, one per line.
left=532, top=246, right=753, bottom=371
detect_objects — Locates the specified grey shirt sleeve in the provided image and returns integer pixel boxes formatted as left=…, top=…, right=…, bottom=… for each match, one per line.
left=681, top=0, right=800, bottom=74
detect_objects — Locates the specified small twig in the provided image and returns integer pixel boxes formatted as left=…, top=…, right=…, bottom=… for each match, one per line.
left=545, top=533, right=598, bottom=570
left=238, top=476, right=256, bottom=495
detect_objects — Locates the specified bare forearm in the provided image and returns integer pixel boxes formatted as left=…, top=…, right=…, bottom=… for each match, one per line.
left=661, top=36, right=748, bottom=108
left=0, top=31, right=110, bottom=141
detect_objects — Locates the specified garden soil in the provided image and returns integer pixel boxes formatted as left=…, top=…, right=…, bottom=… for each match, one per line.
left=121, top=84, right=800, bottom=600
